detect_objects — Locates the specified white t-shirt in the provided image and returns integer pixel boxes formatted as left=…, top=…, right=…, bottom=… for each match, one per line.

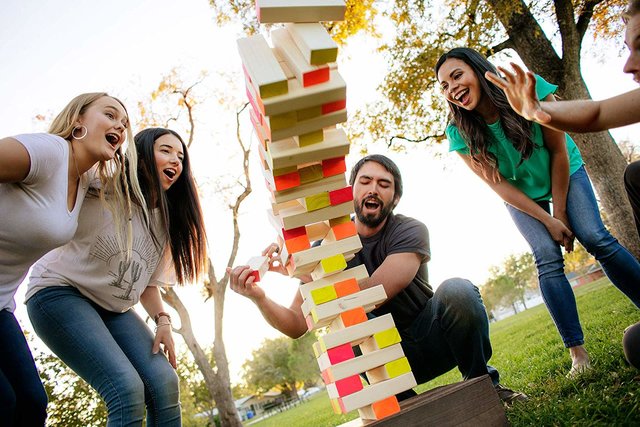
left=27, top=195, right=175, bottom=312
left=0, top=133, right=88, bottom=312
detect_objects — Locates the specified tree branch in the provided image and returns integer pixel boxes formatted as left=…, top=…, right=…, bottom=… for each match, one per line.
left=388, top=132, right=445, bottom=148
left=576, top=0, right=605, bottom=42
left=485, top=38, right=515, bottom=57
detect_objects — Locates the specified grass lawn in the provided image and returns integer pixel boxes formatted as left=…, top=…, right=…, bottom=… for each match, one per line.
left=247, top=278, right=639, bottom=426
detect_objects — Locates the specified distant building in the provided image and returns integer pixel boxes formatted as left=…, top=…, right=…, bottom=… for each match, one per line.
left=568, top=263, right=605, bottom=288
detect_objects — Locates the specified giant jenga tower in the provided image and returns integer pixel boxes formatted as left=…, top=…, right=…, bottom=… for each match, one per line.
left=237, top=1, right=417, bottom=423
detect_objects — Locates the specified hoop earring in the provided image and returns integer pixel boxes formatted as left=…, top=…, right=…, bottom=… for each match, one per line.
left=72, top=125, right=87, bottom=140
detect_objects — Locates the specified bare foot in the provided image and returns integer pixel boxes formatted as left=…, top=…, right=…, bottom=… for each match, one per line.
left=567, top=345, right=591, bottom=378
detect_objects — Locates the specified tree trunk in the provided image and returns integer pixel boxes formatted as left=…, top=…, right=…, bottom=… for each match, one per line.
left=162, top=288, right=242, bottom=427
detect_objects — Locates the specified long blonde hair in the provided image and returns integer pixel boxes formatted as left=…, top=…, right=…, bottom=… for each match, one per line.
left=49, top=92, right=148, bottom=260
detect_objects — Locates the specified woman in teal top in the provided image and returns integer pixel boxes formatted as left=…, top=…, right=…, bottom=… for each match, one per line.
left=435, top=47, right=640, bottom=377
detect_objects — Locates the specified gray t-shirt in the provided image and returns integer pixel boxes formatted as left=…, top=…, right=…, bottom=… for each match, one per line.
left=0, top=133, right=88, bottom=312
left=27, top=194, right=174, bottom=312
left=346, top=213, right=433, bottom=331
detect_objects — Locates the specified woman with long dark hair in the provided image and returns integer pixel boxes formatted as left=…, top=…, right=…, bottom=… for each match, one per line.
left=435, top=47, right=640, bottom=377
left=26, top=128, right=207, bottom=426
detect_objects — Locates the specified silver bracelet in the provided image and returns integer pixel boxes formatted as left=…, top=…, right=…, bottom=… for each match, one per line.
left=154, top=322, right=171, bottom=333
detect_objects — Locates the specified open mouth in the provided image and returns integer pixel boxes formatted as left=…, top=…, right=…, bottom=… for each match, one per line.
left=363, top=197, right=382, bottom=211
left=163, top=168, right=176, bottom=180
left=454, top=89, right=470, bottom=104
left=105, top=133, right=120, bottom=147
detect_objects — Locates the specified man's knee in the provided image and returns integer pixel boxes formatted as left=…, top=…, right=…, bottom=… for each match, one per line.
left=624, top=160, right=640, bottom=192
left=437, top=278, right=486, bottom=320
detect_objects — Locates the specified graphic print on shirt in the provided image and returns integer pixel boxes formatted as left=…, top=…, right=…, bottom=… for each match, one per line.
left=90, top=233, right=160, bottom=302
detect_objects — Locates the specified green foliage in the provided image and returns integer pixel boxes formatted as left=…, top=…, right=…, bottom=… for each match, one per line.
left=176, top=350, right=217, bottom=426
left=481, top=252, right=536, bottom=314
left=242, top=332, right=320, bottom=398
left=249, top=279, right=639, bottom=426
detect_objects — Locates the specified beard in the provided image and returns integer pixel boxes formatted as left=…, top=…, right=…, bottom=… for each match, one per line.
left=354, top=196, right=394, bottom=228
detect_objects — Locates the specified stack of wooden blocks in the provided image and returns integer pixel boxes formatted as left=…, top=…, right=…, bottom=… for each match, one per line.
left=237, top=1, right=417, bottom=424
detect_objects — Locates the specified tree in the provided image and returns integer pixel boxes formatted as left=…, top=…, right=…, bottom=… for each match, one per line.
left=481, top=252, right=537, bottom=315
left=138, top=70, right=251, bottom=426
left=502, top=252, right=536, bottom=309
left=212, top=0, right=640, bottom=259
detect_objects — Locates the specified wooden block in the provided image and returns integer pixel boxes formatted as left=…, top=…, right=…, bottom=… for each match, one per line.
left=272, top=174, right=346, bottom=204
left=288, top=235, right=362, bottom=277
left=318, top=313, right=395, bottom=352
left=249, top=104, right=269, bottom=149
left=329, top=307, right=368, bottom=330
left=329, top=214, right=351, bottom=226
left=310, top=284, right=338, bottom=305
left=304, top=285, right=387, bottom=328
left=282, top=225, right=307, bottom=240
left=337, top=375, right=508, bottom=427
left=286, top=23, right=338, bottom=65
left=327, top=375, right=364, bottom=398
left=299, top=265, right=369, bottom=301
left=256, top=0, right=346, bottom=23
left=246, top=256, right=269, bottom=282
left=266, top=110, right=297, bottom=131
left=320, top=343, right=405, bottom=382
left=334, top=278, right=360, bottom=297
left=322, top=156, right=347, bottom=177
left=325, top=221, right=357, bottom=242
left=274, top=200, right=355, bottom=231
left=298, top=163, right=325, bottom=184
left=304, top=220, right=331, bottom=241
left=269, top=109, right=347, bottom=141
left=336, top=372, right=417, bottom=414
left=302, top=192, right=331, bottom=212
left=329, top=186, right=353, bottom=205
left=283, top=234, right=311, bottom=254
left=267, top=127, right=349, bottom=170
left=255, top=68, right=346, bottom=116
left=273, top=170, right=301, bottom=191
left=358, top=396, right=400, bottom=421
left=271, top=28, right=330, bottom=88
left=296, top=105, right=323, bottom=121
left=311, top=253, right=347, bottom=280
left=360, top=327, right=402, bottom=353
left=238, top=35, right=288, bottom=98
left=366, top=357, right=412, bottom=384
left=272, top=165, right=298, bottom=177
left=295, top=129, right=324, bottom=147
left=322, top=98, right=347, bottom=114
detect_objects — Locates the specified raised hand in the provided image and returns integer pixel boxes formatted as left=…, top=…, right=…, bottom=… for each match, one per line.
left=485, top=63, right=551, bottom=124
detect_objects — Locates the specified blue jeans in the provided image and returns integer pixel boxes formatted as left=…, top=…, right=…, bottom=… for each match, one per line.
left=0, top=309, right=48, bottom=426
left=400, top=278, right=500, bottom=385
left=507, top=165, right=640, bottom=347
left=26, top=287, right=180, bottom=427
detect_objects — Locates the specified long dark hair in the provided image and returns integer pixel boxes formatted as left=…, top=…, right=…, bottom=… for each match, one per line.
left=134, top=128, right=208, bottom=285
left=435, top=47, right=535, bottom=182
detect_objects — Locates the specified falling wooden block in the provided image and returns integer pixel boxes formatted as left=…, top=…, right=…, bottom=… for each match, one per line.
left=256, top=0, right=346, bottom=23
left=329, top=186, right=353, bottom=205
left=327, top=375, right=364, bottom=398
left=304, top=285, right=387, bottom=328
left=271, top=28, right=330, bottom=87
left=267, top=127, right=350, bottom=170
left=302, top=192, right=331, bottom=212
left=295, top=129, right=324, bottom=147
left=318, top=313, right=395, bottom=352
left=286, top=23, right=339, bottom=65
left=246, top=256, right=269, bottom=282
left=299, top=265, right=369, bottom=301
left=366, top=357, right=412, bottom=384
left=322, top=156, right=347, bottom=177
left=358, top=396, right=400, bottom=421
left=334, top=372, right=417, bottom=414
left=328, top=307, right=368, bottom=330
left=238, top=35, right=288, bottom=99
left=319, top=343, right=405, bottom=382
left=272, top=174, right=346, bottom=204
left=360, top=327, right=402, bottom=353
left=311, top=253, right=347, bottom=279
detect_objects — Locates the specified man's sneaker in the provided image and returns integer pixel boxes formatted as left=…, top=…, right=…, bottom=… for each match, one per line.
left=494, top=384, right=528, bottom=405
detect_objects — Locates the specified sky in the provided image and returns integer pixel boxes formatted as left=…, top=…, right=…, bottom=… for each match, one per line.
left=2, top=0, right=640, bottom=384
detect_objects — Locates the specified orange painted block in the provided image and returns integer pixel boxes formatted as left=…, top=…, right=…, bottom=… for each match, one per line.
left=337, top=307, right=367, bottom=328
left=322, top=98, right=347, bottom=114
left=328, top=221, right=357, bottom=241
left=328, top=186, right=353, bottom=205
left=334, top=278, right=360, bottom=297
left=326, top=342, right=355, bottom=364
left=359, top=396, right=400, bottom=420
left=322, top=157, right=346, bottom=177
left=284, top=234, right=311, bottom=254
left=274, top=171, right=301, bottom=191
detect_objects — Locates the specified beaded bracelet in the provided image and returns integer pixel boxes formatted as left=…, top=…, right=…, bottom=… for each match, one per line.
left=154, top=311, right=171, bottom=324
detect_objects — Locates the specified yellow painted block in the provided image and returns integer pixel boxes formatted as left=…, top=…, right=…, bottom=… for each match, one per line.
left=297, top=105, right=322, bottom=121
left=298, top=163, right=324, bottom=184
left=273, top=165, right=298, bottom=177
left=386, top=357, right=412, bottom=378
left=310, top=284, right=338, bottom=305
left=267, top=111, right=297, bottom=131
left=329, top=215, right=351, bottom=227
left=373, top=327, right=401, bottom=349
left=320, top=253, right=347, bottom=275
left=310, top=48, right=338, bottom=65
left=296, top=129, right=324, bottom=147
left=312, top=341, right=323, bottom=358
left=303, top=192, right=331, bottom=212
left=330, top=398, right=343, bottom=414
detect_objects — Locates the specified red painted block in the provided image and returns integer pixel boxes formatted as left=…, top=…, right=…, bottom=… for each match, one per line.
left=326, top=343, right=355, bottom=365
left=322, top=157, right=346, bottom=177
left=303, top=67, right=330, bottom=87
left=333, top=375, right=363, bottom=397
left=274, top=171, right=301, bottom=191
left=329, top=186, right=353, bottom=205
left=282, top=226, right=306, bottom=240
left=322, top=99, right=347, bottom=114
left=245, top=86, right=263, bottom=125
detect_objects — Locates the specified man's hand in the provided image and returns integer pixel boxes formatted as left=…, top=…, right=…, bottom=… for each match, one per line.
left=261, top=243, right=289, bottom=276
left=228, top=265, right=266, bottom=302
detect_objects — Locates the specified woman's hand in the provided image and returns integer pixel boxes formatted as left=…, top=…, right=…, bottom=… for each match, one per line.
left=544, top=215, right=575, bottom=253
left=153, top=324, right=177, bottom=369
left=485, top=63, right=551, bottom=124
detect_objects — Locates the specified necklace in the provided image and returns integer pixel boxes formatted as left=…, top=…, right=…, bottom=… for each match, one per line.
left=70, top=141, right=86, bottom=190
